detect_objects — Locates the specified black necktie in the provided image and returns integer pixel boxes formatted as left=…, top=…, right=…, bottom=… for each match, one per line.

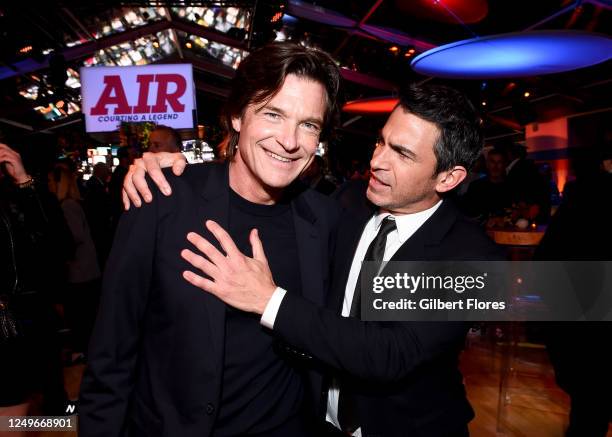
left=338, top=216, right=396, bottom=434
left=348, top=216, right=397, bottom=318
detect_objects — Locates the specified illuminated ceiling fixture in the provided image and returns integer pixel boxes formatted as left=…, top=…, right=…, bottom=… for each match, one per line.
left=412, top=31, right=612, bottom=78
left=524, top=91, right=531, bottom=98
left=389, top=45, right=399, bottom=53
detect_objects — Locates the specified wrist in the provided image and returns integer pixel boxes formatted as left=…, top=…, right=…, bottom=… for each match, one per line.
left=255, top=284, right=278, bottom=315
left=16, top=175, right=34, bottom=187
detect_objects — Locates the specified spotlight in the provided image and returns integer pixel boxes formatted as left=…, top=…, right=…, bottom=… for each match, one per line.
left=185, top=42, right=192, bottom=49
left=481, top=101, right=487, bottom=106
left=523, top=91, right=530, bottom=98
left=389, top=46, right=399, bottom=53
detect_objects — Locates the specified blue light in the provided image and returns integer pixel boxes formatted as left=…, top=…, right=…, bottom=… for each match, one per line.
left=411, top=31, right=612, bottom=78
left=281, top=14, right=298, bottom=24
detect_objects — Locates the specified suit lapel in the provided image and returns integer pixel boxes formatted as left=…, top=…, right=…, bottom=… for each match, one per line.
left=329, top=208, right=372, bottom=313
left=292, top=191, right=326, bottom=307
left=197, top=163, right=230, bottom=370
left=389, top=199, right=459, bottom=263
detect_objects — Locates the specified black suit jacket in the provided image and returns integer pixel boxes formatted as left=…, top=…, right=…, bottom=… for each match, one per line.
left=79, top=162, right=340, bottom=437
left=272, top=198, right=503, bottom=437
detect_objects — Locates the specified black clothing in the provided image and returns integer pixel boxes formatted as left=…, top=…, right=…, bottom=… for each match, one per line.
left=273, top=193, right=504, bottom=437
left=213, top=190, right=304, bottom=435
left=536, top=171, right=612, bottom=437
left=84, top=176, right=112, bottom=269
left=79, top=162, right=340, bottom=437
left=0, top=179, right=71, bottom=408
left=461, top=178, right=512, bottom=221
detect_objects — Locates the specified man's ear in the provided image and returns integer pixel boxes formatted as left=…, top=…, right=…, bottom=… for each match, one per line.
left=435, top=166, right=467, bottom=193
left=231, top=116, right=241, bottom=133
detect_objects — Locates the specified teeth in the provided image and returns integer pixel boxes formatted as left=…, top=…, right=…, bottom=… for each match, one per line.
left=266, top=151, right=292, bottom=163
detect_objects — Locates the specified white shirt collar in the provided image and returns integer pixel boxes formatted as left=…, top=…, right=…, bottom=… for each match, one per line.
left=506, top=158, right=519, bottom=174
left=374, top=200, right=443, bottom=244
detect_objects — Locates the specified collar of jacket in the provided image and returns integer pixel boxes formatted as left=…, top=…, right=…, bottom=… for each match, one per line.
left=199, top=160, right=318, bottom=225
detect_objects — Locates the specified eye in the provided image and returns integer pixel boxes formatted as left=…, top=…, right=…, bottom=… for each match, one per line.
left=302, top=122, right=321, bottom=132
left=264, top=112, right=281, bottom=120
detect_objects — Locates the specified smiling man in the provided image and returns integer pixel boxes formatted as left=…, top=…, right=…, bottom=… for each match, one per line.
left=181, top=84, right=503, bottom=437
left=121, top=84, right=503, bottom=437
left=78, top=42, right=341, bottom=437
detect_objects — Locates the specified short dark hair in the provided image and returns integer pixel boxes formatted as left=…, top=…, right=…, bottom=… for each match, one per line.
left=397, top=83, right=483, bottom=175
left=487, top=147, right=506, bottom=160
left=152, top=125, right=182, bottom=151
left=220, top=42, right=342, bottom=159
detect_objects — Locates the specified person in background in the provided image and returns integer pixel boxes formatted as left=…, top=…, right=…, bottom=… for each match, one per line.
left=300, top=155, right=337, bottom=195
left=502, top=142, right=551, bottom=223
left=148, top=125, right=182, bottom=154
left=49, top=162, right=101, bottom=364
left=536, top=146, right=612, bottom=437
left=84, top=162, right=112, bottom=269
left=461, top=147, right=511, bottom=224
left=1, top=143, right=71, bottom=420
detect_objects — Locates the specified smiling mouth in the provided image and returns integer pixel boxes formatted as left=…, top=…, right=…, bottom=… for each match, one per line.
left=265, top=150, right=295, bottom=163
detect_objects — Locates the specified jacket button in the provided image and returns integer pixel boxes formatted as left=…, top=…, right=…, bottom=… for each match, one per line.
left=206, top=403, right=215, bottom=415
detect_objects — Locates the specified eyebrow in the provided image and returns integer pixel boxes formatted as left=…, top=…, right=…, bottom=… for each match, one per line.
left=260, top=104, right=324, bottom=128
left=390, top=143, right=418, bottom=161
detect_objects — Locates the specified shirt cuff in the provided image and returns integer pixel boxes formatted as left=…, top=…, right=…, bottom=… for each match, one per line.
left=260, top=287, right=287, bottom=330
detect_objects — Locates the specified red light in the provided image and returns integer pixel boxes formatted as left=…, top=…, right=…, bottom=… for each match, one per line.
left=343, top=97, right=399, bottom=114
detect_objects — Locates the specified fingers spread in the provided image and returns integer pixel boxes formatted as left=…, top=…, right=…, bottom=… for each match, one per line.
left=183, top=271, right=218, bottom=295
left=132, top=165, right=153, bottom=203
left=143, top=152, right=171, bottom=196
left=123, top=166, right=142, bottom=208
left=180, top=249, right=218, bottom=278
left=206, top=220, right=241, bottom=259
left=187, top=231, right=227, bottom=268
left=172, top=157, right=187, bottom=176
left=249, top=228, right=268, bottom=263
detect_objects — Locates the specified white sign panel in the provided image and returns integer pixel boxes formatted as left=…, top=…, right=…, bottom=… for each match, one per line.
left=80, top=64, right=195, bottom=133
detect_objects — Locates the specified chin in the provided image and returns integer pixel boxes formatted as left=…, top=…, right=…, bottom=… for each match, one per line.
left=366, top=187, right=387, bottom=208
left=262, top=174, right=297, bottom=190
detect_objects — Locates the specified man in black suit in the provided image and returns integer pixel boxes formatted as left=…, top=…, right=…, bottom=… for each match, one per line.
left=148, top=84, right=501, bottom=436
left=79, top=42, right=342, bottom=437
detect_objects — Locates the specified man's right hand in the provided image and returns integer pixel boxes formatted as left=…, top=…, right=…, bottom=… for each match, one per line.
left=122, top=151, right=187, bottom=210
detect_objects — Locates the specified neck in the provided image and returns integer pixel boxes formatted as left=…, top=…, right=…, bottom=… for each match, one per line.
left=228, top=158, right=282, bottom=205
left=381, top=195, right=441, bottom=217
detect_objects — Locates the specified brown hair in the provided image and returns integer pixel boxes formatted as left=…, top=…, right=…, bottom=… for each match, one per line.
left=151, top=125, right=182, bottom=151
left=219, top=42, right=342, bottom=159
left=50, top=164, right=81, bottom=202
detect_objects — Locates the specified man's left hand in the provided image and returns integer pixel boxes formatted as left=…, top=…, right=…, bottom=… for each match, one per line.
left=181, top=220, right=276, bottom=315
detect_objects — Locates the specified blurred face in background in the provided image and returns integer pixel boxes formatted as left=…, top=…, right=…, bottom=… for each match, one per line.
left=485, top=151, right=507, bottom=181
left=149, top=129, right=180, bottom=154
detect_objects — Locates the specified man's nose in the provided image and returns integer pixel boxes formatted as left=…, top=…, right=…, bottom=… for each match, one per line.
left=370, top=143, right=390, bottom=170
left=277, top=123, right=299, bottom=152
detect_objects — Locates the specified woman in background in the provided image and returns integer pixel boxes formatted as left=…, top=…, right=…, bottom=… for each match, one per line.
left=49, top=163, right=101, bottom=363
